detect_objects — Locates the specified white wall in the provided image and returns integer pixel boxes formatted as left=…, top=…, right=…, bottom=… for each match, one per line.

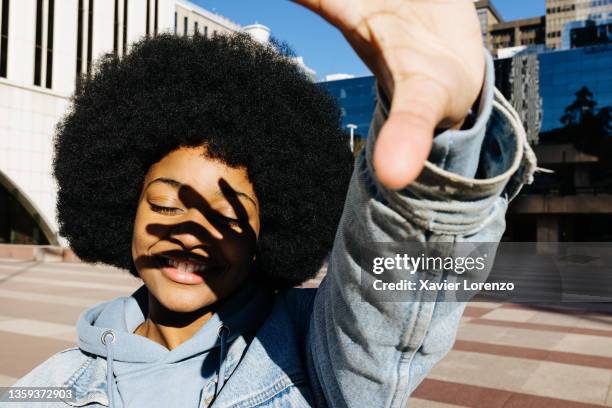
left=0, top=82, right=70, bottom=241
left=6, top=0, right=36, bottom=86
left=128, top=0, right=147, bottom=47
left=53, top=0, right=78, bottom=95
left=92, top=0, right=113, bottom=62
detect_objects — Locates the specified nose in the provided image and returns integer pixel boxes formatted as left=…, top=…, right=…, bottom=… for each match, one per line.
left=168, top=209, right=219, bottom=251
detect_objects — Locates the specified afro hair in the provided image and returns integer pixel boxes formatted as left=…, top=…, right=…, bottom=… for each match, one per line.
left=53, top=33, right=353, bottom=288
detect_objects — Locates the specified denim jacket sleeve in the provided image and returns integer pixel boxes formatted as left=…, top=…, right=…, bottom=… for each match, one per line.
left=304, top=51, right=537, bottom=408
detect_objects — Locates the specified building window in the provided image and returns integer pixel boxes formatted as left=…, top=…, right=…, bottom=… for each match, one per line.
left=113, top=0, right=118, bottom=54
left=145, top=0, right=149, bottom=36
left=122, top=0, right=127, bottom=54
left=174, top=11, right=177, bottom=34
left=194, top=21, right=198, bottom=34
left=183, top=16, right=187, bottom=36
left=87, top=0, right=93, bottom=75
left=33, top=0, right=43, bottom=86
left=0, top=0, right=9, bottom=78
left=76, top=0, right=83, bottom=77
left=154, top=0, right=158, bottom=35
left=45, top=0, right=54, bottom=88
left=204, top=26, right=208, bottom=37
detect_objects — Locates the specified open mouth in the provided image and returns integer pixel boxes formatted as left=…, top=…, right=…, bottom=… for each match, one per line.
left=154, top=251, right=225, bottom=275
left=157, top=257, right=208, bottom=273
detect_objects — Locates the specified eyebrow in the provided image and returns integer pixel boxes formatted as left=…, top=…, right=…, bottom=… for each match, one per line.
left=146, top=177, right=258, bottom=209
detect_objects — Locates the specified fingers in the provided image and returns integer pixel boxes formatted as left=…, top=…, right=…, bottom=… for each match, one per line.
left=373, top=77, right=447, bottom=190
left=289, top=0, right=323, bottom=16
left=289, top=0, right=346, bottom=27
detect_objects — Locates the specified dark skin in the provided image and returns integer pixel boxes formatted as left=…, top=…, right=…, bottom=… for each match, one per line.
left=131, top=147, right=259, bottom=350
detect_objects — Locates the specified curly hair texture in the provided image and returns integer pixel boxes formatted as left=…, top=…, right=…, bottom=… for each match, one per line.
left=53, top=33, right=353, bottom=288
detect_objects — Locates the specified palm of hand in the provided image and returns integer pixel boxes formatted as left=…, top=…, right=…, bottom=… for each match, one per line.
left=294, top=0, right=485, bottom=189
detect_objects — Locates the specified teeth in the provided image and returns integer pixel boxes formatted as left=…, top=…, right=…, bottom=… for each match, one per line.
left=164, top=258, right=209, bottom=274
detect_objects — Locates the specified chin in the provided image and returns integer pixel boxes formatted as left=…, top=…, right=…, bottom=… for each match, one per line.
left=155, top=284, right=217, bottom=313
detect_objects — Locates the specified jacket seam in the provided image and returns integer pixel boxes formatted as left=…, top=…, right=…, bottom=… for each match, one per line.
left=62, top=356, right=94, bottom=388
left=225, top=373, right=307, bottom=408
left=393, top=271, right=444, bottom=408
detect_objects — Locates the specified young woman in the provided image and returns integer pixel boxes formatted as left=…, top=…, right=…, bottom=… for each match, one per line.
left=5, top=0, right=536, bottom=407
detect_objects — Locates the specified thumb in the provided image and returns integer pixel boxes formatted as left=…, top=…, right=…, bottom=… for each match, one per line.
left=373, top=78, right=447, bottom=190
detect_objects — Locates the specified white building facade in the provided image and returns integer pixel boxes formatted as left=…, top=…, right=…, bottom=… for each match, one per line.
left=0, top=0, right=241, bottom=245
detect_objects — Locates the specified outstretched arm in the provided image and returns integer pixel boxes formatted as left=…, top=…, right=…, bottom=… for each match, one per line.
left=291, top=0, right=538, bottom=406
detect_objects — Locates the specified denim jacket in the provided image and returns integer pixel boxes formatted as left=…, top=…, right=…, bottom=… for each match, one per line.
left=2, top=51, right=537, bottom=407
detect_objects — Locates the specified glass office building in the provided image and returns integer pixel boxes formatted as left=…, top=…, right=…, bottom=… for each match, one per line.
left=539, top=44, right=612, bottom=132
left=319, top=44, right=612, bottom=242
left=319, top=76, right=377, bottom=139
left=321, top=44, right=612, bottom=137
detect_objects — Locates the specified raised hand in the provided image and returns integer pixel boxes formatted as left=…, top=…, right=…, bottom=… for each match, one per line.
left=292, top=0, right=485, bottom=189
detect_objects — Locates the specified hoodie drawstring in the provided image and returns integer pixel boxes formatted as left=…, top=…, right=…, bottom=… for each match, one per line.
left=216, top=325, right=230, bottom=397
left=102, top=330, right=116, bottom=408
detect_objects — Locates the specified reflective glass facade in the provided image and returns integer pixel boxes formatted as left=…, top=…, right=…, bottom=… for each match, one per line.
left=321, top=44, right=612, bottom=137
left=539, top=44, right=612, bottom=132
left=319, top=76, right=377, bottom=139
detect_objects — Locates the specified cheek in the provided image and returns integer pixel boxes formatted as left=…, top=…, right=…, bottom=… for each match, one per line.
left=131, top=202, right=153, bottom=258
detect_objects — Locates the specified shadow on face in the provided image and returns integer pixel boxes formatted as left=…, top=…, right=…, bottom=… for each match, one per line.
left=131, top=146, right=260, bottom=320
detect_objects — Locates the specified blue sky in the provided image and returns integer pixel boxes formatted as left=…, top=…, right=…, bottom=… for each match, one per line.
left=193, top=0, right=546, bottom=80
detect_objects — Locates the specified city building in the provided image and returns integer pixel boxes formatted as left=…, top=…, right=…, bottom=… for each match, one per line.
left=321, top=41, right=612, bottom=242
left=175, top=0, right=240, bottom=37
left=0, top=0, right=243, bottom=245
left=546, top=0, right=612, bottom=49
left=504, top=44, right=612, bottom=242
left=563, top=18, right=612, bottom=48
left=319, top=75, right=377, bottom=154
left=474, top=1, right=546, bottom=56
left=474, top=0, right=504, bottom=49
left=489, top=16, right=546, bottom=53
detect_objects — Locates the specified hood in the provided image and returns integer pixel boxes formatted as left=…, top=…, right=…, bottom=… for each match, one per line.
left=75, top=278, right=274, bottom=407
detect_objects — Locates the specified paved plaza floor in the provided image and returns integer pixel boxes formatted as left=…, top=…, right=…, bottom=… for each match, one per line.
left=0, top=259, right=611, bottom=407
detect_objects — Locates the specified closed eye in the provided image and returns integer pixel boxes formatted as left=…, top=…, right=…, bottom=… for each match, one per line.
left=150, top=203, right=182, bottom=215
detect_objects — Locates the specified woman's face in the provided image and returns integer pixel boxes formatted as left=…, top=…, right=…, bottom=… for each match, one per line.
left=131, top=146, right=260, bottom=313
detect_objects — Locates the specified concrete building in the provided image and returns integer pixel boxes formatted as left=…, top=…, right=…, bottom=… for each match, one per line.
left=0, top=0, right=242, bottom=245
left=474, top=1, right=547, bottom=56
left=489, top=16, right=547, bottom=53
left=474, top=0, right=503, bottom=49
left=546, top=0, right=612, bottom=49
left=174, top=0, right=240, bottom=37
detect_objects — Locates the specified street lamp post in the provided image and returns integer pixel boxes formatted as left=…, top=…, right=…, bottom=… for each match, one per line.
left=347, top=124, right=358, bottom=152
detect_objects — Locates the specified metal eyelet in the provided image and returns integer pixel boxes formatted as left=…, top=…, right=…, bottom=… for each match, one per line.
left=101, top=330, right=116, bottom=345
left=217, top=325, right=230, bottom=337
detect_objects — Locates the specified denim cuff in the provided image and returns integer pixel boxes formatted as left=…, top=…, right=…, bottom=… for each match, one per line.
left=364, top=49, right=537, bottom=234
left=367, top=50, right=536, bottom=195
